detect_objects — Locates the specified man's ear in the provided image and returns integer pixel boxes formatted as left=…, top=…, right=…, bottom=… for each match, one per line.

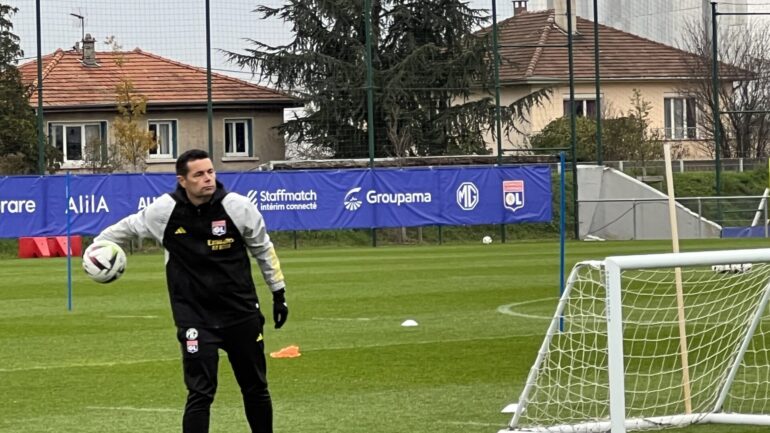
left=176, top=175, right=186, bottom=189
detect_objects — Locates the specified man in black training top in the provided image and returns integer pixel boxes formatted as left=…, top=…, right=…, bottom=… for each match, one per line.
left=94, top=149, right=288, bottom=433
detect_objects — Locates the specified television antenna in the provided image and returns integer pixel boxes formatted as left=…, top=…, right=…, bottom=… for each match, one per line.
left=70, top=12, right=84, bottom=44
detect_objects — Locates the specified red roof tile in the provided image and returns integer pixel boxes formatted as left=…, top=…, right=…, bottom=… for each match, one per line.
left=482, top=10, right=740, bottom=83
left=19, top=48, right=297, bottom=108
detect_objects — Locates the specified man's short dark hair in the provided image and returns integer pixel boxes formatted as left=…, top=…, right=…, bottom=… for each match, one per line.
left=176, top=149, right=210, bottom=176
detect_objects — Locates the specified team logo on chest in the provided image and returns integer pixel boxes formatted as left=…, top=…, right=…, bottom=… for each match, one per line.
left=211, top=220, right=227, bottom=236
left=185, top=328, right=199, bottom=354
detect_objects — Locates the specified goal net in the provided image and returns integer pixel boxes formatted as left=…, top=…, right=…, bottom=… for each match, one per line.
left=501, top=249, right=770, bottom=433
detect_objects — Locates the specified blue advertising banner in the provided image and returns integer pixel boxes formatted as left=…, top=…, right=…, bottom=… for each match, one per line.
left=0, top=166, right=551, bottom=238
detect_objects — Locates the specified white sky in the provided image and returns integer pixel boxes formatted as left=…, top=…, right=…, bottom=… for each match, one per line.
left=7, top=1, right=766, bottom=82
left=5, top=0, right=519, bottom=83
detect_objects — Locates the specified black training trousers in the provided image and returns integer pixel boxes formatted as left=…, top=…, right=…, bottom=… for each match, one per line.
left=177, top=317, right=272, bottom=433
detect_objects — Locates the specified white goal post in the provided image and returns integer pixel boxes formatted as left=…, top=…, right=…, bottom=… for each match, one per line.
left=500, top=248, right=770, bottom=433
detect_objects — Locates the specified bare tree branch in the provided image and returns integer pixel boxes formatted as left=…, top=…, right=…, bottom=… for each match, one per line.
left=678, top=18, right=770, bottom=158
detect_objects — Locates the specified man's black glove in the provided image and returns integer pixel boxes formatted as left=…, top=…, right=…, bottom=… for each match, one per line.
left=272, top=288, right=288, bottom=329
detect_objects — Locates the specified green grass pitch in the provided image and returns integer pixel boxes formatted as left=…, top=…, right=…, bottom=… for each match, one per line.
left=1, top=238, right=770, bottom=433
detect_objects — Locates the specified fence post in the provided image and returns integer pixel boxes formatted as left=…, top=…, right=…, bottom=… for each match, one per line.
left=619, top=160, right=624, bottom=172
left=679, top=159, right=684, bottom=173
left=765, top=204, right=768, bottom=238
left=739, top=158, right=744, bottom=173
left=632, top=201, right=637, bottom=240
left=697, top=198, right=703, bottom=239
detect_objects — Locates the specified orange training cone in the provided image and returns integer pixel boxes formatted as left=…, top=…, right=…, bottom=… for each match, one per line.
left=270, top=345, right=301, bottom=358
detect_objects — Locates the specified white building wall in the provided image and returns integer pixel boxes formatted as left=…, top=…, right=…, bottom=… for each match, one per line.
left=577, top=165, right=722, bottom=240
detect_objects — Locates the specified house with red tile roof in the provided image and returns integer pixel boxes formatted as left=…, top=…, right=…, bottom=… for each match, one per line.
left=482, top=6, right=742, bottom=157
left=19, top=35, right=299, bottom=172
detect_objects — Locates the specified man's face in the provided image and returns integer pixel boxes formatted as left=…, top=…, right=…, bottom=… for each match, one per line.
left=178, top=158, right=216, bottom=205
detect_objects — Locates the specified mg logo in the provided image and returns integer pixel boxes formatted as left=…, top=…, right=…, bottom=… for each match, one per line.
left=456, top=182, right=479, bottom=211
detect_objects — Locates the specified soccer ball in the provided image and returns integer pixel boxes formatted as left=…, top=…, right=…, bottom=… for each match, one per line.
left=82, top=240, right=127, bottom=283
left=482, top=236, right=493, bottom=245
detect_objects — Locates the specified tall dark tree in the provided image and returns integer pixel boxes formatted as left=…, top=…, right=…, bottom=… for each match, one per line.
left=0, top=4, right=45, bottom=174
left=227, top=0, right=547, bottom=159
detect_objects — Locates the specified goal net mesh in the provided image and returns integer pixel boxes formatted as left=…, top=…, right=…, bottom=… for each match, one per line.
left=510, top=261, right=770, bottom=431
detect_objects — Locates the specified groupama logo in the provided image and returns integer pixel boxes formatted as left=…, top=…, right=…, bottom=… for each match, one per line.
left=344, top=187, right=363, bottom=211
left=343, top=187, right=431, bottom=211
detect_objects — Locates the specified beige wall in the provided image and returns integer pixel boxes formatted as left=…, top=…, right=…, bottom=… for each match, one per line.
left=45, top=107, right=286, bottom=173
left=482, top=85, right=536, bottom=152
left=490, top=80, right=709, bottom=158
left=203, top=109, right=285, bottom=173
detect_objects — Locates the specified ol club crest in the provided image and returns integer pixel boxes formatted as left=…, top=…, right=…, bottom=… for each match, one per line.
left=503, top=180, right=525, bottom=212
left=211, top=220, right=227, bottom=236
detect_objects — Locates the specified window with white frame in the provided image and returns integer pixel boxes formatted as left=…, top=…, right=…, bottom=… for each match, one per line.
left=148, top=120, right=176, bottom=158
left=49, top=122, right=105, bottom=162
left=563, top=98, right=597, bottom=117
left=224, top=119, right=251, bottom=156
left=664, top=97, right=697, bottom=140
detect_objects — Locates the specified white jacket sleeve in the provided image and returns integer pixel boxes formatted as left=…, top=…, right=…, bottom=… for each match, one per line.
left=94, top=194, right=176, bottom=245
left=223, top=193, right=286, bottom=292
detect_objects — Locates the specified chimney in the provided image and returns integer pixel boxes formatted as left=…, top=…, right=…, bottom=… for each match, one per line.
left=513, top=0, right=527, bottom=15
left=82, top=33, right=97, bottom=66
left=553, top=0, right=578, bottom=34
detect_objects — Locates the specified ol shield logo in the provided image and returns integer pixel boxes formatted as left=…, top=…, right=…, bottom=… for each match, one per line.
left=211, top=220, right=227, bottom=236
left=344, top=187, right=363, bottom=211
left=456, top=182, right=479, bottom=211
left=503, top=180, right=525, bottom=212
